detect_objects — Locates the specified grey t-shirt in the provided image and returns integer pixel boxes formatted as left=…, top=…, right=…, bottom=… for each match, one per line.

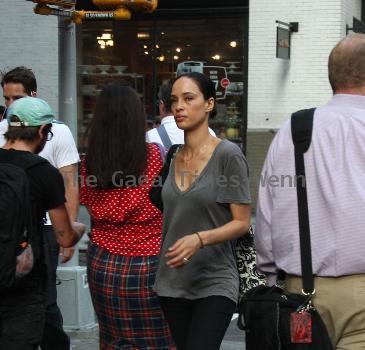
left=154, top=139, right=251, bottom=303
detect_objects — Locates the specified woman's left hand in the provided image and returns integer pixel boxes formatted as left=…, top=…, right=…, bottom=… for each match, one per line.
left=165, top=233, right=202, bottom=268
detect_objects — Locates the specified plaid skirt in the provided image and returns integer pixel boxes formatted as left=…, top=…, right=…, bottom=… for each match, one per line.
left=87, top=243, right=176, bottom=350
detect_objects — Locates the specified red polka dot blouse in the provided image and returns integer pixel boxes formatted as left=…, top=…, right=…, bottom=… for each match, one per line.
left=80, top=143, right=163, bottom=256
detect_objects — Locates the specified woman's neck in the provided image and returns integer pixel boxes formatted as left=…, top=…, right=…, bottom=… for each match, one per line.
left=183, top=125, right=215, bottom=157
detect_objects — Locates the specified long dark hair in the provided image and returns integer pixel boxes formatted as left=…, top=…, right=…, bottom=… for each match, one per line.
left=85, top=82, right=147, bottom=189
left=174, top=72, right=217, bottom=118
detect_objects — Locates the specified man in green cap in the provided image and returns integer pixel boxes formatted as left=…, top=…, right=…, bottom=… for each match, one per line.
left=0, top=96, right=85, bottom=350
left=1, top=66, right=80, bottom=350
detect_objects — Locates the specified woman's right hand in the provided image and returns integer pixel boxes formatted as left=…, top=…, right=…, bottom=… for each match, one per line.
left=165, top=233, right=202, bottom=268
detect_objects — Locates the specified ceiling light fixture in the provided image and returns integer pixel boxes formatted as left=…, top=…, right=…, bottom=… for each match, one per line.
left=97, top=32, right=113, bottom=49
left=137, top=32, right=150, bottom=39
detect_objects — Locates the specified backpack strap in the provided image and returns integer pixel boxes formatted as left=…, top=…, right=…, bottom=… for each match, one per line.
left=157, top=124, right=173, bottom=149
left=291, top=108, right=315, bottom=294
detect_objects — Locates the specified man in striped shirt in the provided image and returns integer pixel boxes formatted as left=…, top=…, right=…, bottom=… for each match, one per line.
left=256, top=33, right=365, bottom=349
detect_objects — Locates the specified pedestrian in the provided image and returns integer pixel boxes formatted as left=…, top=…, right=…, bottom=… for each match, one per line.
left=80, top=82, right=175, bottom=349
left=255, top=33, right=365, bottom=349
left=0, top=66, right=80, bottom=350
left=146, top=78, right=215, bottom=149
left=153, top=72, right=251, bottom=350
left=0, top=96, right=85, bottom=349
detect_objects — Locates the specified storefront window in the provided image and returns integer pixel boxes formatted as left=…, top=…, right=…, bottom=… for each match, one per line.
left=78, top=14, right=246, bottom=151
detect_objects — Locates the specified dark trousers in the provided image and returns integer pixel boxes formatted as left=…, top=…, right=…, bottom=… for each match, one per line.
left=0, top=278, right=45, bottom=350
left=159, top=295, right=236, bottom=350
left=40, top=225, right=70, bottom=350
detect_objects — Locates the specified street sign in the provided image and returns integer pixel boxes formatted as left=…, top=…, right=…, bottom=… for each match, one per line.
left=203, top=66, right=228, bottom=100
left=220, top=77, right=230, bottom=89
left=276, top=27, right=290, bottom=59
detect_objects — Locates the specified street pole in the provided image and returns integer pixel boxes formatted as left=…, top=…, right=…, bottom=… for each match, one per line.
left=58, top=17, right=79, bottom=266
left=58, top=17, right=77, bottom=140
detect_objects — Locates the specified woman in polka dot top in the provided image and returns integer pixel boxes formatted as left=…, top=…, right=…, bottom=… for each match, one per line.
left=80, top=83, right=176, bottom=350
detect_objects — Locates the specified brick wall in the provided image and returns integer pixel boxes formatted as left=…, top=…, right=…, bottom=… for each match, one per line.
left=0, top=0, right=59, bottom=115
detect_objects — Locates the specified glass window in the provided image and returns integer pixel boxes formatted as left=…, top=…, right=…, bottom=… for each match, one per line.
left=78, top=15, right=246, bottom=151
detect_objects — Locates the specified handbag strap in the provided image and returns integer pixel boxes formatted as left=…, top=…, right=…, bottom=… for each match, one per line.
left=291, top=108, right=315, bottom=295
left=157, top=124, right=173, bottom=149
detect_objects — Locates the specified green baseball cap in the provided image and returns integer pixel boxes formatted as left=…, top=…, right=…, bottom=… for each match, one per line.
left=7, top=97, right=54, bottom=127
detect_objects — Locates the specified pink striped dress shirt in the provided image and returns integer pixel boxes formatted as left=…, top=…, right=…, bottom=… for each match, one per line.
left=256, top=94, right=365, bottom=278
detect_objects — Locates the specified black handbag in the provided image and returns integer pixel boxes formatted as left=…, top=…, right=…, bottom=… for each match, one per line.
left=238, top=109, right=333, bottom=349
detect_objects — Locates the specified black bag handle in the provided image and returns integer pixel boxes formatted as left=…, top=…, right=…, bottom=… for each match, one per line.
left=149, top=144, right=181, bottom=211
left=291, top=108, right=315, bottom=294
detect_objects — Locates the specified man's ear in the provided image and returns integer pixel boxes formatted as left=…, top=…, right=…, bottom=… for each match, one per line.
left=38, top=124, right=46, bottom=138
left=30, top=91, right=37, bottom=97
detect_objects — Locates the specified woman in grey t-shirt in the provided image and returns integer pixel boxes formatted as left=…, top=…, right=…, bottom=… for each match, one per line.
left=154, top=72, right=251, bottom=350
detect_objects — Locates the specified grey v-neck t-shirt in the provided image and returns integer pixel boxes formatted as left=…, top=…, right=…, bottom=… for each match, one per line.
left=154, top=139, right=251, bottom=303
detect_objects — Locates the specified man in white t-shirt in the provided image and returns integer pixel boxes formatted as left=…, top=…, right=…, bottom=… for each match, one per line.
left=146, top=79, right=215, bottom=148
left=1, top=67, right=79, bottom=350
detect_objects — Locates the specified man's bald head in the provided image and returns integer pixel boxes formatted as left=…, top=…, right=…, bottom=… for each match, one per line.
left=328, top=34, right=365, bottom=93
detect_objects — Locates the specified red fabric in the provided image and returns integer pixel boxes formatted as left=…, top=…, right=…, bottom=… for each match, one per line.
left=80, top=143, right=163, bottom=256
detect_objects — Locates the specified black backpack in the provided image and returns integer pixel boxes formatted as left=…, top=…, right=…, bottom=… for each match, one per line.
left=0, top=157, right=46, bottom=290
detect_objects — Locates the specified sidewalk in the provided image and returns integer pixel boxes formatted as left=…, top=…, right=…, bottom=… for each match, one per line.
left=67, top=320, right=246, bottom=350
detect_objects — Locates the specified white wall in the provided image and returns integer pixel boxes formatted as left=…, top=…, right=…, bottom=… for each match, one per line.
left=342, top=0, right=362, bottom=36
left=248, top=0, right=349, bottom=129
left=0, top=0, right=59, bottom=115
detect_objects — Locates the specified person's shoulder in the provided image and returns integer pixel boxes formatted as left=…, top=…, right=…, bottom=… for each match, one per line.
left=26, top=153, right=58, bottom=174
left=217, top=139, right=244, bottom=158
left=147, top=142, right=165, bottom=161
left=146, top=127, right=159, bottom=142
left=51, top=121, right=72, bottom=134
left=5, top=149, right=48, bottom=166
left=7, top=151, right=60, bottom=182
left=0, top=119, right=8, bottom=136
left=0, top=119, right=8, bottom=130
left=147, top=142, right=159, bottom=153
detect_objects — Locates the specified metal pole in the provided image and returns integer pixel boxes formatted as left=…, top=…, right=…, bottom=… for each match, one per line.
left=242, top=14, right=249, bottom=155
left=58, top=17, right=79, bottom=267
left=151, top=20, right=157, bottom=120
left=58, top=17, right=77, bottom=141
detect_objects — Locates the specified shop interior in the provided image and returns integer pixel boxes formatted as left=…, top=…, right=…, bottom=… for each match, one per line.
left=77, top=7, right=247, bottom=151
